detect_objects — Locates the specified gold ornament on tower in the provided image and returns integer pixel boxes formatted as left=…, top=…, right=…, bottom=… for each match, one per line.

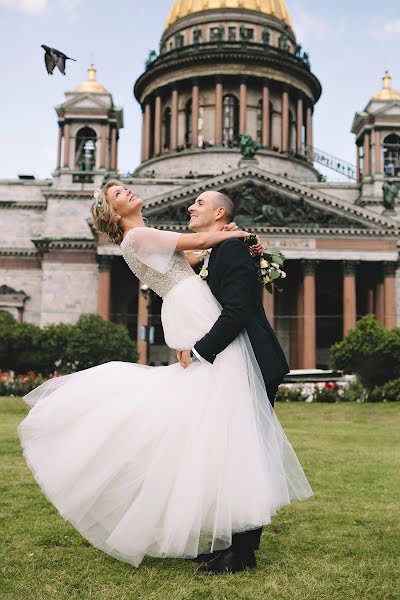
left=165, top=0, right=293, bottom=29
left=75, top=64, right=108, bottom=94
left=372, top=69, right=400, bottom=101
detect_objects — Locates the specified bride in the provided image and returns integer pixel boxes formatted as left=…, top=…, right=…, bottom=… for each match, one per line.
left=18, top=180, right=313, bottom=569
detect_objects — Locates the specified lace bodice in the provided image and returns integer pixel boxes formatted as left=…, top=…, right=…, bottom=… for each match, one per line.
left=120, top=229, right=195, bottom=298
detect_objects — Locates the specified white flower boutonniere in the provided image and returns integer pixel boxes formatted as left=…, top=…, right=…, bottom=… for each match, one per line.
left=199, top=264, right=209, bottom=281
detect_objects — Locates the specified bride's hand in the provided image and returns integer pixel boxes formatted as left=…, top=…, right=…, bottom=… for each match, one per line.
left=177, top=350, right=192, bottom=368
left=222, top=222, right=239, bottom=232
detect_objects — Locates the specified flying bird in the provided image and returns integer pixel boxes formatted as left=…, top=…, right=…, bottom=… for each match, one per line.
left=41, top=45, right=76, bottom=75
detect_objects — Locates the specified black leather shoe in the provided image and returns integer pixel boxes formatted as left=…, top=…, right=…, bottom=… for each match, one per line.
left=197, top=548, right=256, bottom=574
left=189, top=544, right=224, bottom=563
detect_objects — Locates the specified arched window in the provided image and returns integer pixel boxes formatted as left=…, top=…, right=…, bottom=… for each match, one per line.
left=75, top=127, right=96, bottom=171
left=223, top=94, right=239, bottom=146
left=185, top=98, right=192, bottom=147
left=383, top=133, right=400, bottom=176
left=256, top=99, right=263, bottom=146
left=163, top=107, right=171, bottom=151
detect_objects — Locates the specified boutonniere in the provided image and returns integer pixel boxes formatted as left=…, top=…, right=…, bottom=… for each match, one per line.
left=199, top=263, right=209, bottom=281
left=244, top=234, right=286, bottom=294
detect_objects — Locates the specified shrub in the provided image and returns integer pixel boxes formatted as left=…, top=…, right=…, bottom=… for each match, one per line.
left=276, top=385, right=309, bottom=402
left=313, top=383, right=341, bottom=403
left=330, top=315, right=400, bottom=389
left=375, top=378, right=400, bottom=402
left=40, top=322, right=75, bottom=374
left=0, top=313, right=138, bottom=375
left=366, top=386, right=385, bottom=403
left=0, top=311, right=18, bottom=370
left=340, top=377, right=368, bottom=403
left=8, top=322, right=44, bottom=374
left=64, top=314, right=138, bottom=371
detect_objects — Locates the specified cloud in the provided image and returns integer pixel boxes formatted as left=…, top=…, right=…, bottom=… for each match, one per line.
left=0, top=0, right=47, bottom=13
left=370, top=19, right=400, bottom=41
left=0, top=0, right=82, bottom=15
left=380, top=19, right=400, bottom=35
left=291, top=8, right=336, bottom=44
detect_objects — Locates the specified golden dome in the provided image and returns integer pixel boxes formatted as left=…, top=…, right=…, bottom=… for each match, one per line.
left=373, top=69, right=400, bottom=101
left=75, top=64, right=108, bottom=94
left=165, top=0, right=293, bottom=30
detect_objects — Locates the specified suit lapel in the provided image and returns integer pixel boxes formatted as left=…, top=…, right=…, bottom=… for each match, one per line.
left=206, top=246, right=220, bottom=296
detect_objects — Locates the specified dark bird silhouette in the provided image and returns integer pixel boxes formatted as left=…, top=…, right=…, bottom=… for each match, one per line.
left=41, top=45, right=76, bottom=75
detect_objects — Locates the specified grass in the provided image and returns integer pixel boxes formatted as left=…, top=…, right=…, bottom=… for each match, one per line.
left=0, top=397, right=399, bottom=600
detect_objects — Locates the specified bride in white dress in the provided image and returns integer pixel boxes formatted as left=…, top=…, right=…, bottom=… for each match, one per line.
left=18, top=181, right=313, bottom=568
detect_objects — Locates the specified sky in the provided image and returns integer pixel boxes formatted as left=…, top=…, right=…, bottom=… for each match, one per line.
left=0, top=0, right=399, bottom=181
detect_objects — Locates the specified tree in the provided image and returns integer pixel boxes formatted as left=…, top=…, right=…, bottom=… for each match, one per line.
left=330, top=315, right=400, bottom=388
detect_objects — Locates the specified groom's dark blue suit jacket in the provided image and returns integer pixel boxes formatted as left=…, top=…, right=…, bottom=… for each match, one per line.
left=194, top=239, right=289, bottom=394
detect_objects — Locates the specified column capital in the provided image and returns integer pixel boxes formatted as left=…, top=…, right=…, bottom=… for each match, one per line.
left=342, top=260, right=359, bottom=275
left=301, top=259, right=318, bottom=275
left=383, top=261, right=398, bottom=277
left=97, top=255, right=114, bottom=272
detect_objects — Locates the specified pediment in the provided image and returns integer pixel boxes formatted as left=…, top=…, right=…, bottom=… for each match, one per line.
left=143, top=167, right=399, bottom=235
left=372, top=101, right=400, bottom=117
left=58, top=93, right=111, bottom=112
left=0, top=284, right=28, bottom=297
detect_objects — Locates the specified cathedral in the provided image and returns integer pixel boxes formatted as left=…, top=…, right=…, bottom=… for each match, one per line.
left=1, top=0, right=399, bottom=368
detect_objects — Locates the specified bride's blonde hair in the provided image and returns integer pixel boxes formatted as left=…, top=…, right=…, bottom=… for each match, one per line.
left=91, top=179, right=125, bottom=245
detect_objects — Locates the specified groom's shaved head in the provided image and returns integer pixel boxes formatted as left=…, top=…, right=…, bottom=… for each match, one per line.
left=188, top=190, right=235, bottom=232
left=200, top=190, right=235, bottom=223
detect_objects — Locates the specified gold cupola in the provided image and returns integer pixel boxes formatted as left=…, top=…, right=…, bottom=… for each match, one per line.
left=372, top=69, right=400, bottom=102
left=74, top=64, right=108, bottom=94
left=165, top=0, right=293, bottom=30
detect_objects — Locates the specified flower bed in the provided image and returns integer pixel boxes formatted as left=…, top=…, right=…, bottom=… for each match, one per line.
left=0, top=371, right=60, bottom=397
left=276, top=377, right=373, bottom=403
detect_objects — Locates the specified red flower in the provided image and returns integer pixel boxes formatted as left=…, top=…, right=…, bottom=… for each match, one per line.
left=54, top=372, right=61, bottom=377
left=324, top=382, right=337, bottom=390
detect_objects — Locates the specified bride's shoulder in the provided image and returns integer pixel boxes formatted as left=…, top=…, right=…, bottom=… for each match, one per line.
left=122, top=227, right=154, bottom=244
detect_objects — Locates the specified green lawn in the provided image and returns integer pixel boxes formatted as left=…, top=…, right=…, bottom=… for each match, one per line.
left=1, top=398, right=399, bottom=600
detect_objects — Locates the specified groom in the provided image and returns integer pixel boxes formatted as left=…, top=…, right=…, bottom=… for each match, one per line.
left=178, top=190, right=289, bottom=574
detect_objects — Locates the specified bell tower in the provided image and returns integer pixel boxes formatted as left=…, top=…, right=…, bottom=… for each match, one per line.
left=352, top=70, right=400, bottom=213
left=54, top=64, right=123, bottom=187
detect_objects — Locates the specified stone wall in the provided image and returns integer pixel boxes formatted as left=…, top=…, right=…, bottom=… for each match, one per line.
left=40, top=260, right=98, bottom=325
left=0, top=266, right=42, bottom=325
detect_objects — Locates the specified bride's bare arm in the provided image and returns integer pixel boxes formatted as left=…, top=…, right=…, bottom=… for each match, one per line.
left=176, top=230, right=253, bottom=251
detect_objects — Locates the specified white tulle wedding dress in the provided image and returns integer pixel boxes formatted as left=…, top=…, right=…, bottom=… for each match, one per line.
left=18, top=227, right=313, bottom=567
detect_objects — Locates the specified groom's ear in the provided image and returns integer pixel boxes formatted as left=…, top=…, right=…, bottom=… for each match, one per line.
left=215, top=206, right=226, bottom=222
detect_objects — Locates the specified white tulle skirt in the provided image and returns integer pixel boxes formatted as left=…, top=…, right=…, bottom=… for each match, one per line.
left=18, top=276, right=313, bottom=567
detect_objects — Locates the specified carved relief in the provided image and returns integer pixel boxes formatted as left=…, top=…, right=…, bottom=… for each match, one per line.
left=150, top=182, right=368, bottom=229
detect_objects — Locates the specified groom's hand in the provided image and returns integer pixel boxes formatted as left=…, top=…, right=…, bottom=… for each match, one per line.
left=249, top=241, right=264, bottom=256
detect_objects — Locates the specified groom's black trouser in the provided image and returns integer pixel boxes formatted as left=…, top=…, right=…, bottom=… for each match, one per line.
left=231, top=377, right=281, bottom=553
